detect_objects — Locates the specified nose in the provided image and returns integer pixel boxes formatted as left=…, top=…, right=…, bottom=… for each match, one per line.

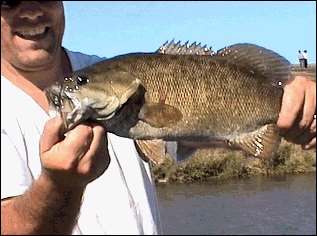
left=18, top=1, right=43, bottom=21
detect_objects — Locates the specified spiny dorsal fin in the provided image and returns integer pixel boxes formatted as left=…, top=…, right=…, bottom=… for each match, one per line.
left=229, top=124, right=281, bottom=158
left=156, top=40, right=215, bottom=56
left=215, top=43, right=291, bottom=87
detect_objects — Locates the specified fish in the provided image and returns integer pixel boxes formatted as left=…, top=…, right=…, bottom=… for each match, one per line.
left=45, top=41, right=291, bottom=161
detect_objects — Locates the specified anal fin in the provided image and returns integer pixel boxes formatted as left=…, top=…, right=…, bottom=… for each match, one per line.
left=229, top=124, right=281, bottom=158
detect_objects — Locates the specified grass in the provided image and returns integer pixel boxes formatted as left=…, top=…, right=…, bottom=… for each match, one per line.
left=151, top=141, right=316, bottom=183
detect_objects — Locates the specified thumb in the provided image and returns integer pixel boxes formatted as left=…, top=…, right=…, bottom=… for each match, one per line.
left=40, top=115, right=65, bottom=153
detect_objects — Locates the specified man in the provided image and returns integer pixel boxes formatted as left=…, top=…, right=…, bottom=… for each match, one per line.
left=298, top=50, right=304, bottom=68
left=302, top=50, right=308, bottom=68
left=1, top=1, right=315, bottom=235
left=1, top=1, right=161, bottom=234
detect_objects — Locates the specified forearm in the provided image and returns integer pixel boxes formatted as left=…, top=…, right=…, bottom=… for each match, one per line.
left=1, top=174, right=84, bottom=235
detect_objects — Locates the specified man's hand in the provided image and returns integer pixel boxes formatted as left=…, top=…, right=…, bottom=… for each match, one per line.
left=277, top=75, right=316, bottom=150
left=40, top=116, right=110, bottom=188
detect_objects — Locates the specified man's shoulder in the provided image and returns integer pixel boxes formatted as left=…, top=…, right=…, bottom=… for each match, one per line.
left=63, top=48, right=107, bottom=71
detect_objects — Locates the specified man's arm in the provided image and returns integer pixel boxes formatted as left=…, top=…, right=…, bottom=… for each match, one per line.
left=1, top=116, right=110, bottom=234
left=1, top=175, right=84, bottom=234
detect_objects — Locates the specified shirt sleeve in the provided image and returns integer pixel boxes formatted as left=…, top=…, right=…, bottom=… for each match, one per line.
left=1, top=129, right=33, bottom=200
left=63, top=47, right=106, bottom=71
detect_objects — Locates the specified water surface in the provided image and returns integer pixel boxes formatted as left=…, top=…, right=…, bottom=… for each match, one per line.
left=156, top=172, right=316, bottom=235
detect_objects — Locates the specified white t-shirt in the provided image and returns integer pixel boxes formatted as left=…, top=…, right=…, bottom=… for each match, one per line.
left=1, top=48, right=162, bottom=235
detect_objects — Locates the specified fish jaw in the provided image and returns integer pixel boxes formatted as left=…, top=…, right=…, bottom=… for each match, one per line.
left=45, top=84, right=92, bottom=129
left=63, top=96, right=96, bottom=130
left=68, top=76, right=143, bottom=130
left=45, top=83, right=74, bottom=118
left=45, top=73, right=143, bottom=131
left=52, top=90, right=132, bottom=130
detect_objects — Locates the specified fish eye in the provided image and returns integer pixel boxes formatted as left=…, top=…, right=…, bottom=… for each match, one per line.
left=76, top=76, right=89, bottom=86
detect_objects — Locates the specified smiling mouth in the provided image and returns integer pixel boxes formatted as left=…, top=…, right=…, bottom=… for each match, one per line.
left=15, top=26, right=50, bottom=40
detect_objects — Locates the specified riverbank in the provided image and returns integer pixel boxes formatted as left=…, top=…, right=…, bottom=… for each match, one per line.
left=291, top=63, right=315, bottom=78
left=152, top=141, right=316, bottom=183
left=152, top=64, right=316, bottom=183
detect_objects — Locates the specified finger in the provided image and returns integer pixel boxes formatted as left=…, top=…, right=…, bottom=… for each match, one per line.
left=279, top=113, right=302, bottom=142
left=300, top=81, right=316, bottom=129
left=79, top=124, right=109, bottom=177
left=291, top=119, right=316, bottom=146
left=293, top=129, right=315, bottom=145
left=85, top=124, right=107, bottom=159
left=310, top=118, right=316, bottom=132
left=302, top=137, right=316, bottom=150
left=277, top=78, right=305, bottom=130
left=40, top=115, right=64, bottom=153
left=62, top=124, right=94, bottom=159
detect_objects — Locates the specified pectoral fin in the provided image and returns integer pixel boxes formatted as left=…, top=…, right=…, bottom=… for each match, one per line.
left=139, top=103, right=182, bottom=128
left=230, top=124, right=281, bottom=158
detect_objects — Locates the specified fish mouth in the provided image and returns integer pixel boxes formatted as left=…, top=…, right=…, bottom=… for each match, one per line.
left=45, top=83, right=76, bottom=127
left=45, top=76, right=144, bottom=131
left=45, top=83, right=63, bottom=111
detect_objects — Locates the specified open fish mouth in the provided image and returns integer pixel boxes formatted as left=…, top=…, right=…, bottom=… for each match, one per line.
left=45, top=83, right=77, bottom=128
left=45, top=83, right=64, bottom=113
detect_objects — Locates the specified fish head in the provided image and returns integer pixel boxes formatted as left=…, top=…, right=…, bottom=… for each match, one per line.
left=45, top=67, right=142, bottom=130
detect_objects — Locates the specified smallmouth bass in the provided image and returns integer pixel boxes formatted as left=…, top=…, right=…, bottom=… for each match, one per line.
left=45, top=42, right=291, bottom=159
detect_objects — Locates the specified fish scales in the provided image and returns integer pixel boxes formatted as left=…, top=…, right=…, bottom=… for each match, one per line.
left=101, top=53, right=283, bottom=140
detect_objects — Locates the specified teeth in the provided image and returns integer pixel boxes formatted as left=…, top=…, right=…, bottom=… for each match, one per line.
left=17, top=27, right=46, bottom=37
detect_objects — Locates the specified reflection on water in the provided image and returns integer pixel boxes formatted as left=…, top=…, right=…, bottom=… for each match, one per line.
left=156, top=173, right=316, bottom=235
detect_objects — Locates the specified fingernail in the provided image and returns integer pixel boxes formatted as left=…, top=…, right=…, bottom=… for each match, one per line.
left=303, top=144, right=311, bottom=150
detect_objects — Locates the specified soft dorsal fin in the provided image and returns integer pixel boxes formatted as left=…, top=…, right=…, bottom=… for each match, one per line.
left=215, top=43, right=291, bottom=87
left=156, top=40, right=215, bottom=56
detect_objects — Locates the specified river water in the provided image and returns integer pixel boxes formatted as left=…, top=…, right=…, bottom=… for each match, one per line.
left=156, top=172, right=316, bottom=235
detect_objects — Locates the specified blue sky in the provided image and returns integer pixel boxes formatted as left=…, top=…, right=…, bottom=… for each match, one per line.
left=62, top=1, right=316, bottom=64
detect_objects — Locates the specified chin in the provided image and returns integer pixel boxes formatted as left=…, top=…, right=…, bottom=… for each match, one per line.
left=19, top=57, right=54, bottom=71
left=20, top=49, right=56, bottom=68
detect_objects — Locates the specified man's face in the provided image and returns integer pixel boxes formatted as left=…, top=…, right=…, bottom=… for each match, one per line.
left=1, top=1, right=65, bottom=71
